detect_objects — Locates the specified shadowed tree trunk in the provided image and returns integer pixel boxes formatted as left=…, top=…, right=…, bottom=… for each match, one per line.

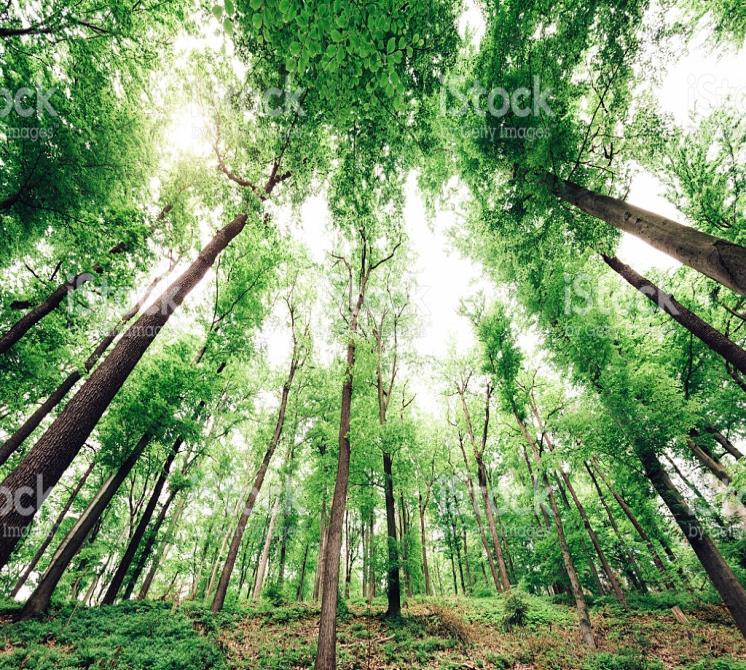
left=252, top=498, right=280, bottom=600
left=296, top=541, right=309, bottom=601
left=0, top=211, right=258, bottom=567
left=635, top=444, right=746, bottom=636
left=687, top=439, right=732, bottom=485
left=705, top=427, right=743, bottom=461
left=382, top=451, right=401, bottom=616
left=601, top=254, right=746, bottom=375
left=418, top=491, right=432, bottom=596
left=21, top=432, right=151, bottom=617
left=550, top=176, right=746, bottom=295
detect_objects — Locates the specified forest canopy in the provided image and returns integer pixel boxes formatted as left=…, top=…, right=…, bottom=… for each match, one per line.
left=0, top=1, right=744, bottom=669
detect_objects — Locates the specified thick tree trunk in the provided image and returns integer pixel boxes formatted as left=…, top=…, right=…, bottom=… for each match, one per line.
left=0, top=271, right=165, bottom=465
left=11, top=458, right=95, bottom=598
left=551, top=177, right=746, bottom=295
left=636, top=445, right=746, bottom=637
left=101, top=436, right=183, bottom=604
left=418, top=495, right=432, bottom=596
left=0, top=213, right=251, bottom=566
left=21, top=433, right=151, bottom=616
left=252, top=499, right=280, bottom=600
left=602, top=254, right=746, bottom=374
left=382, top=451, right=401, bottom=617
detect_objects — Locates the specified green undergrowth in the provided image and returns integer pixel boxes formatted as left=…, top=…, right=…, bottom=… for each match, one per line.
left=0, top=594, right=743, bottom=669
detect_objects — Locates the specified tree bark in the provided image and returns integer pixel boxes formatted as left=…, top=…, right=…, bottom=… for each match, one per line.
left=252, top=498, right=280, bottom=600
left=418, top=494, right=432, bottom=596
left=10, top=458, right=95, bottom=598
left=382, top=450, right=401, bottom=617
left=296, top=541, right=309, bottom=601
left=0, top=212, right=251, bottom=567
left=635, top=444, right=746, bottom=637
left=551, top=176, right=746, bottom=295
left=21, top=432, right=151, bottom=616
left=601, top=254, right=746, bottom=375
left=137, top=494, right=185, bottom=600
left=687, top=439, right=732, bottom=485
left=0, top=270, right=165, bottom=465
left=705, top=427, right=743, bottom=461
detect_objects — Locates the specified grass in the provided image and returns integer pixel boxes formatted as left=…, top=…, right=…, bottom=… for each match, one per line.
left=0, top=593, right=743, bottom=669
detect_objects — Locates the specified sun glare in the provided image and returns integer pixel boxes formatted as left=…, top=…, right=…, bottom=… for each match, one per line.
left=164, top=103, right=212, bottom=158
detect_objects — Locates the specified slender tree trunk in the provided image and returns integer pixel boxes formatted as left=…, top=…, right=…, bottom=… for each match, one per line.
left=0, top=270, right=165, bottom=465
left=0, top=212, right=254, bottom=566
left=296, top=541, right=309, bottom=601
left=705, top=427, right=743, bottom=461
left=635, top=444, right=746, bottom=636
left=585, top=462, right=648, bottom=593
left=211, top=360, right=296, bottom=611
left=252, top=498, right=279, bottom=600
left=11, top=458, right=95, bottom=598
left=687, top=439, right=732, bottom=485
left=21, top=433, right=151, bottom=616
left=382, top=451, right=401, bottom=617
left=456, top=439, right=501, bottom=591
left=367, top=510, right=375, bottom=601
left=101, top=435, right=183, bottom=604
left=516, top=416, right=595, bottom=647
left=137, top=495, right=185, bottom=600
left=590, top=461, right=674, bottom=587
left=601, top=254, right=746, bottom=374
left=418, top=495, right=432, bottom=596
left=550, top=176, right=746, bottom=295
left=314, top=505, right=328, bottom=602
left=0, top=242, right=133, bottom=359
left=476, top=457, right=510, bottom=590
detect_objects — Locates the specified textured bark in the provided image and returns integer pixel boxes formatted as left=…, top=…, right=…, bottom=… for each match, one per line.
left=552, top=177, right=746, bottom=295
left=687, top=439, right=731, bottom=485
left=21, top=433, right=151, bottom=616
left=211, top=354, right=297, bottom=611
left=0, top=213, right=250, bottom=567
left=636, top=445, right=746, bottom=637
left=252, top=498, right=279, bottom=599
left=706, top=427, right=744, bottom=461
left=602, top=254, right=746, bottom=375
left=11, top=458, right=95, bottom=597
left=0, top=270, right=165, bottom=465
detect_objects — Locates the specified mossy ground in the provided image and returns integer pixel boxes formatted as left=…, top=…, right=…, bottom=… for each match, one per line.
left=0, top=594, right=743, bottom=669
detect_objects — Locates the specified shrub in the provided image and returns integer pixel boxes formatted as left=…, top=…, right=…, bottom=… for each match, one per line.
left=502, top=591, right=530, bottom=631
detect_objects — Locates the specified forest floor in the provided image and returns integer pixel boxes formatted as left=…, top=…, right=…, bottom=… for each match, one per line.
left=0, top=592, right=744, bottom=669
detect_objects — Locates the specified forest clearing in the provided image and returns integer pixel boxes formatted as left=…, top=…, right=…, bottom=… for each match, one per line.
left=0, top=0, right=745, bottom=668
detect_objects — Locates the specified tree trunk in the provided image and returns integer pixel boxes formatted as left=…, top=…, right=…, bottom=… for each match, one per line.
left=382, top=451, right=401, bottom=617
left=296, top=541, right=309, bottom=601
left=21, top=433, right=151, bottom=616
left=137, top=494, right=185, bottom=600
left=601, top=254, right=746, bottom=374
left=551, top=176, right=746, bottom=295
left=705, top=427, right=743, bottom=461
left=635, top=444, right=746, bottom=637
left=0, top=213, right=251, bottom=566
left=0, top=270, right=165, bottom=465
left=687, top=439, right=732, bottom=485
left=476, top=457, right=511, bottom=590
left=517, top=416, right=595, bottom=647
left=560, top=470, right=627, bottom=607
left=418, top=495, right=432, bottom=596
left=11, top=458, right=95, bottom=598
left=584, top=462, right=648, bottom=593
left=590, top=461, right=674, bottom=587
left=252, top=498, right=280, bottom=600
left=101, top=435, right=183, bottom=604
left=211, top=359, right=296, bottom=611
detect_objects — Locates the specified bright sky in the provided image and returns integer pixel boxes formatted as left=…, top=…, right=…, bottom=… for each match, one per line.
left=159, top=3, right=745, bottom=419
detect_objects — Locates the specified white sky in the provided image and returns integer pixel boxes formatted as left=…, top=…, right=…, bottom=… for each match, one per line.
left=158, top=4, right=744, bottom=419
